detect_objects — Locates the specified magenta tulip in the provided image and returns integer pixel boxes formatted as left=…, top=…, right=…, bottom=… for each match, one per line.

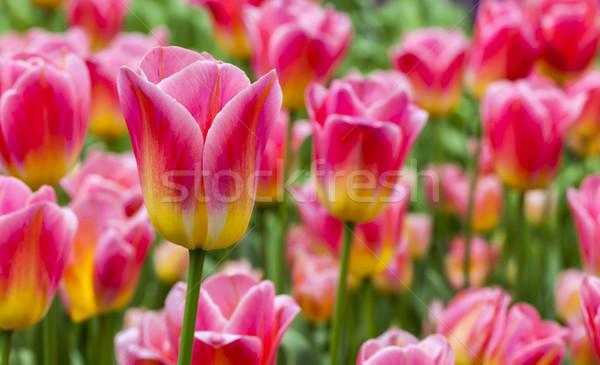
left=581, top=275, right=600, bottom=362
left=568, top=174, right=600, bottom=276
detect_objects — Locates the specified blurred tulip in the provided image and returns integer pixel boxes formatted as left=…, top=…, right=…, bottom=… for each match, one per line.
left=0, top=32, right=22, bottom=57
left=357, top=327, right=454, bottom=365
left=0, top=51, right=90, bottom=189
left=403, top=213, right=433, bottom=259
left=390, top=27, right=469, bottom=116
left=189, top=0, right=264, bottom=59
left=23, top=27, right=90, bottom=59
left=570, top=318, right=597, bottom=365
left=437, top=287, right=510, bottom=365
left=60, top=194, right=155, bottom=322
left=153, top=240, right=189, bottom=284
left=482, top=76, right=581, bottom=190
left=536, top=0, right=600, bottom=82
left=524, top=188, right=558, bottom=227
left=372, top=238, right=413, bottom=294
left=555, top=270, right=585, bottom=323
left=422, top=299, right=445, bottom=337
left=256, top=110, right=289, bottom=205
left=306, top=70, right=426, bottom=222
left=423, top=164, right=462, bottom=213
left=117, top=46, right=282, bottom=250
left=464, top=0, right=540, bottom=98
left=292, top=253, right=338, bottom=324
left=66, top=0, right=131, bottom=49
left=484, top=303, right=568, bottom=365
left=565, top=71, right=600, bottom=156
left=245, top=0, right=352, bottom=109
left=581, top=275, right=600, bottom=362
left=0, top=177, right=76, bottom=331
left=568, top=174, right=600, bottom=275
left=87, top=30, right=168, bottom=139
left=444, top=236, right=496, bottom=290
left=116, top=273, right=300, bottom=364
left=220, top=259, right=263, bottom=281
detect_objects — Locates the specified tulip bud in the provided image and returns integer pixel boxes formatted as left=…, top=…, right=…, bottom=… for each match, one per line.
left=66, top=0, right=131, bottom=49
left=292, top=254, right=338, bottom=324
left=565, top=71, right=600, bottom=156
left=390, top=27, right=469, bottom=116
left=153, top=240, right=189, bottom=284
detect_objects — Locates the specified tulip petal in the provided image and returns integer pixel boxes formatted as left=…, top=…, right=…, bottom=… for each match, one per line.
left=192, top=332, right=262, bottom=365
left=140, top=46, right=215, bottom=84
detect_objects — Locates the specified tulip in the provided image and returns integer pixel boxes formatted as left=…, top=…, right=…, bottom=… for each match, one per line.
left=357, top=328, right=454, bottom=365
left=60, top=194, right=155, bottom=322
left=292, top=253, right=338, bottom=324
left=24, top=27, right=90, bottom=59
left=256, top=110, right=289, bottom=205
left=66, top=0, right=131, bottom=49
left=437, top=287, right=510, bottom=365
left=306, top=70, right=426, bottom=223
left=403, top=214, right=432, bottom=259
left=570, top=318, right=597, bottom=365
left=87, top=30, right=168, bottom=139
left=0, top=51, right=90, bottom=189
left=372, top=238, right=413, bottom=295
left=28, top=0, right=64, bottom=9
left=565, top=71, right=600, bottom=156
left=568, top=174, right=600, bottom=275
left=116, top=273, right=300, bottom=364
left=0, top=176, right=77, bottom=331
left=555, top=269, right=586, bottom=322
left=524, top=188, right=558, bottom=227
left=153, top=240, right=189, bottom=284
left=581, top=275, right=600, bottom=362
left=390, top=27, right=469, bottom=116
left=423, top=165, right=463, bottom=213
left=481, top=76, right=581, bottom=190
left=245, top=0, right=352, bottom=109
left=422, top=300, right=445, bottom=337
left=484, top=303, right=568, bottom=365
left=188, top=0, right=264, bottom=59
left=444, top=236, right=496, bottom=290
left=464, top=0, right=540, bottom=98
left=220, top=259, right=263, bottom=281
left=0, top=32, right=22, bottom=57
left=536, top=0, right=600, bottom=83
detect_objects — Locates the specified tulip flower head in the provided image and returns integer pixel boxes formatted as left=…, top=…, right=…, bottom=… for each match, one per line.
left=403, top=213, right=433, bottom=259
left=0, top=177, right=77, bottom=331
left=372, top=238, right=414, bottom=295
left=555, top=269, right=586, bottom=323
left=0, top=51, right=90, bottom=189
left=117, top=46, right=282, bottom=250
left=390, top=27, right=469, bottom=116
left=357, top=327, right=455, bottom=365
left=23, top=27, right=91, bottom=59
left=581, top=275, right=600, bottom=362
left=66, top=0, right=131, bottom=49
left=245, top=0, right=352, bottom=109
left=444, top=236, right=497, bottom=290
left=306, top=70, right=426, bottom=222
left=292, top=253, right=338, bottom=324
left=565, top=71, right=600, bottom=156
left=220, top=258, right=263, bottom=281
left=569, top=316, right=597, bottom=365
left=568, top=174, right=600, bottom=276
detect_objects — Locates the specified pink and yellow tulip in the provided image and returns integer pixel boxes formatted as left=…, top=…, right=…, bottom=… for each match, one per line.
left=0, top=176, right=77, bottom=331
left=245, top=0, right=352, bottom=109
left=256, top=110, right=289, bottom=205
left=372, top=238, right=413, bottom=295
left=444, top=236, right=497, bottom=290
left=555, top=269, right=586, bottom=323
left=569, top=318, right=597, bottom=365
left=153, top=240, right=189, bottom=284
left=524, top=188, right=558, bottom=227
left=390, top=28, right=469, bottom=116
left=117, top=46, right=282, bottom=250
left=306, top=70, right=426, bottom=222
left=292, top=253, right=338, bottom=324
left=403, top=213, right=433, bottom=259
left=565, top=71, right=600, bottom=156
left=357, top=328, right=454, bottom=365
left=581, top=275, right=600, bottom=362
left=0, top=51, right=90, bottom=189
left=66, top=0, right=131, bottom=49
left=568, top=174, right=600, bottom=276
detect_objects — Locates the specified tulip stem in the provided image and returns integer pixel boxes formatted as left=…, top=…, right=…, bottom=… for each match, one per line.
left=178, top=249, right=207, bottom=365
left=1, top=331, right=11, bottom=365
left=365, top=281, right=376, bottom=339
left=43, top=298, right=57, bottom=365
left=462, top=151, right=480, bottom=289
left=515, top=192, right=527, bottom=301
left=329, top=222, right=355, bottom=365
left=98, top=313, right=114, bottom=365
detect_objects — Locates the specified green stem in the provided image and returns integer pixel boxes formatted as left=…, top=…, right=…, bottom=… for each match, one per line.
left=98, top=314, right=114, bottom=365
left=277, top=201, right=286, bottom=292
left=44, top=298, right=57, bottom=365
left=1, top=331, right=11, bottom=365
left=365, top=282, right=376, bottom=339
left=329, top=222, right=355, bottom=365
left=462, top=161, right=479, bottom=290
left=258, top=208, right=270, bottom=281
left=177, top=249, right=207, bottom=365
left=515, top=192, right=527, bottom=302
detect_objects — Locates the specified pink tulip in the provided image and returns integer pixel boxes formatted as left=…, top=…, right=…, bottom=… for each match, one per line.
left=245, top=0, right=352, bottom=109
left=117, top=46, right=282, bottom=250
left=403, top=213, right=433, bottom=259
left=189, top=0, right=264, bottom=59
left=555, top=269, right=586, bottom=323
left=306, top=70, right=426, bottom=222
left=484, top=303, right=568, bottom=365
left=444, top=236, right=497, bottom=290
left=220, top=259, right=263, bottom=282
left=24, top=27, right=91, bottom=58
left=565, top=71, right=600, bottom=156
left=60, top=192, right=155, bottom=322
left=0, top=176, right=77, bottom=331
left=292, top=253, right=338, bottom=324
left=524, top=188, right=558, bottom=227
left=357, top=327, right=454, bottom=365
left=390, top=27, right=469, bottom=116
left=0, top=51, right=90, bottom=189
left=581, top=275, right=600, bottom=362
left=116, top=273, right=300, bottom=364
left=568, top=174, right=600, bottom=275
left=422, top=300, right=445, bottom=337
left=535, top=0, right=600, bottom=82
left=437, top=288, right=511, bottom=365
left=569, top=318, right=597, bottom=365
left=256, top=110, right=289, bottom=206
left=482, top=76, right=581, bottom=190
left=371, top=238, right=413, bottom=295
left=66, top=0, right=131, bottom=49
left=153, top=240, right=189, bottom=284
left=423, top=164, right=463, bottom=213
left=0, top=32, right=22, bottom=57
left=87, top=30, right=168, bottom=139
left=464, top=0, right=540, bottom=98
